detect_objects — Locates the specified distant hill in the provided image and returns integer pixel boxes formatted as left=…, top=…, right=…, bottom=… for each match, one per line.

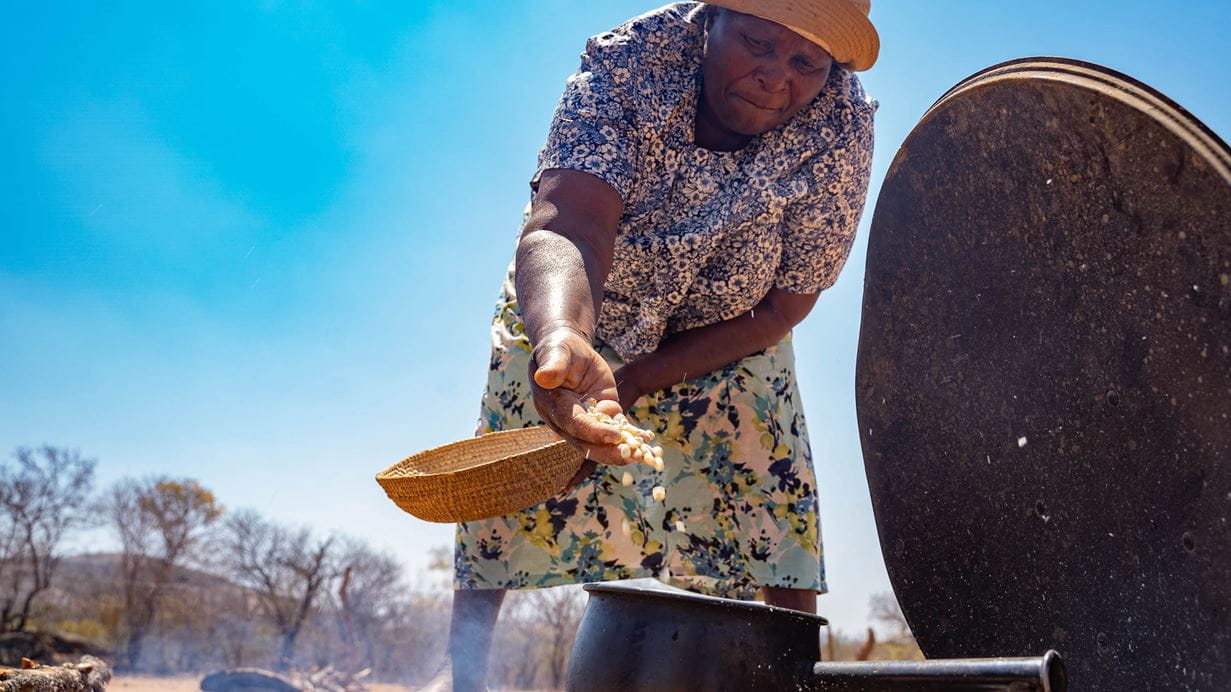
left=53, top=553, right=237, bottom=592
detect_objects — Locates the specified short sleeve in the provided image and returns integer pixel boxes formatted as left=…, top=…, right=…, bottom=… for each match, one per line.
left=531, top=33, right=640, bottom=202
left=774, top=90, right=876, bottom=294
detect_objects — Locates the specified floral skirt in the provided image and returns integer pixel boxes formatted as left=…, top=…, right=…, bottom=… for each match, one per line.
left=454, top=274, right=826, bottom=600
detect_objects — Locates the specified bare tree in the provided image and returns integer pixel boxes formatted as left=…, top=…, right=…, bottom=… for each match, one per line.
left=489, top=586, right=587, bottom=690
left=528, top=586, right=586, bottom=689
left=869, top=591, right=911, bottom=639
left=0, top=445, right=95, bottom=632
left=867, top=591, right=923, bottom=660
left=107, top=476, right=223, bottom=669
left=333, top=538, right=404, bottom=673
left=223, top=510, right=335, bottom=671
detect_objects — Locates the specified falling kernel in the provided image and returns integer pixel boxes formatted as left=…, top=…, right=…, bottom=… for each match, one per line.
left=621, top=471, right=633, bottom=486
left=652, top=486, right=666, bottom=502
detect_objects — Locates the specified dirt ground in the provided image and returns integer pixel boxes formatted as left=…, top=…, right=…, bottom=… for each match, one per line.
left=109, top=676, right=413, bottom=691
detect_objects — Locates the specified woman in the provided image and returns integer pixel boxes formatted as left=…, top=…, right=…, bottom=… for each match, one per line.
left=442, top=1, right=877, bottom=689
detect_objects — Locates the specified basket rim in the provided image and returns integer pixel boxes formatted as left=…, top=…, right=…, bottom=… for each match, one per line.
left=375, top=427, right=576, bottom=481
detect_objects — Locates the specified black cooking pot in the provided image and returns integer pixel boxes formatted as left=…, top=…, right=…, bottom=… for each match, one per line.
left=566, top=583, right=1066, bottom=692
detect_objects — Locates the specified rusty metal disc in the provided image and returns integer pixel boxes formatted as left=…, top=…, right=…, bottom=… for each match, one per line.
left=856, top=57, right=1230, bottom=690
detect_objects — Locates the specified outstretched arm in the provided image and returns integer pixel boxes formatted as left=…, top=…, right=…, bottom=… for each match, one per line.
left=515, top=168, right=628, bottom=466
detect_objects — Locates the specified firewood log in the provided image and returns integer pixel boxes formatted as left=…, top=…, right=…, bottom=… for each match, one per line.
left=0, top=655, right=110, bottom=692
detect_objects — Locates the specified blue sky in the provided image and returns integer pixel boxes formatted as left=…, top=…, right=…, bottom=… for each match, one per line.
left=3, top=1, right=1229, bottom=635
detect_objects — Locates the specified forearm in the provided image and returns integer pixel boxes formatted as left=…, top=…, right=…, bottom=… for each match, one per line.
left=514, top=229, right=606, bottom=344
left=623, top=296, right=797, bottom=397
left=512, top=172, right=627, bottom=462
left=513, top=169, right=621, bottom=346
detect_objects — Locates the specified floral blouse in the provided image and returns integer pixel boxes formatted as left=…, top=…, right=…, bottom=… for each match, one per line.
left=529, top=1, right=876, bottom=361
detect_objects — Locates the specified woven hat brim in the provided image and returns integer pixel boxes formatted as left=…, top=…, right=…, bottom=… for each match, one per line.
left=376, top=427, right=585, bottom=523
left=708, top=0, right=880, bottom=71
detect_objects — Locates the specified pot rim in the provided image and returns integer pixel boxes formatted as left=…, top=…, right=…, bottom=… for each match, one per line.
left=583, top=582, right=830, bottom=626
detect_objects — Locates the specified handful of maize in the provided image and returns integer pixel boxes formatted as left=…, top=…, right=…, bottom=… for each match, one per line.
left=583, top=398, right=664, bottom=469
left=584, top=399, right=668, bottom=506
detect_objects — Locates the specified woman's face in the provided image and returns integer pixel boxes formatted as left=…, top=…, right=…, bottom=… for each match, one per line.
left=701, top=9, right=834, bottom=137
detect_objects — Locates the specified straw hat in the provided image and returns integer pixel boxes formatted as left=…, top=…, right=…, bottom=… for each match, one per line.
left=376, top=427, right=585, bottom=523
left=707, top=0, right=880, bottom=71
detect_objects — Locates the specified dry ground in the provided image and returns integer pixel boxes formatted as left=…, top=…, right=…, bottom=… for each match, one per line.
left=109, top=676, right=413, bottom=691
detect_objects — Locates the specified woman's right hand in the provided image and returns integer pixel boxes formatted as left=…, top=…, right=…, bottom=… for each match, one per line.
left=528, top=328, right=630, bottom=469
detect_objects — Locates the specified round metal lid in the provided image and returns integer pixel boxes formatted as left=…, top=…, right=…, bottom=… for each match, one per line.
left=856, top=57, right=1230, bottom=690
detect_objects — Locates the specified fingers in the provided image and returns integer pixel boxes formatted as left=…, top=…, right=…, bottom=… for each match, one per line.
left=533, top=394, right=627, bottom=464
left=532, top=337, right=599, bottom=392
left=573, top=438, right=630, bottom=466
left=532, top=336, right=611, bottom=394
left=531, top=368, right=621, bottom=447
left=532, top=341, right=572, bottom=389
left=564, top=398, right=623, bottom=447
left=593, top=398, right=623, bottom=418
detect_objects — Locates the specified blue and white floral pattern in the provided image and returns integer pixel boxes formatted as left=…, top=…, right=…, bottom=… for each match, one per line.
left=532, top=1, right=876, bottom=361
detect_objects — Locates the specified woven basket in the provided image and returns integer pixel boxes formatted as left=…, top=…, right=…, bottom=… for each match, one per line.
left=375, top=427, right=585, bottom=523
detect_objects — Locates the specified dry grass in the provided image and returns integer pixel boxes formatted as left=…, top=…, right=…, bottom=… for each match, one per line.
left=109, top=675, right=413, bottom=691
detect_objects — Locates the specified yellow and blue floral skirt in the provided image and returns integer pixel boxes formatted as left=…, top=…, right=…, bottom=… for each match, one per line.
left=454, top=279, right=826, bottom=600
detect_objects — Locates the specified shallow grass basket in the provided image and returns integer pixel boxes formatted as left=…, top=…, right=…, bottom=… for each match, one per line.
left=375, top=426, right=585, bottom=523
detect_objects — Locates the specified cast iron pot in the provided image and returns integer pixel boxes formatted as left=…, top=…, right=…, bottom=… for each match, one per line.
left=565, top=583, right=1065, bottom=692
